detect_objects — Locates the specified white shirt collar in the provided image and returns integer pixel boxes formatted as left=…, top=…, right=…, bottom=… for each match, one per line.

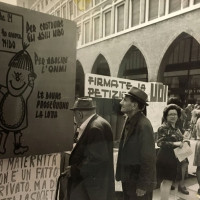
left=77, top=114, right=95, bottom=140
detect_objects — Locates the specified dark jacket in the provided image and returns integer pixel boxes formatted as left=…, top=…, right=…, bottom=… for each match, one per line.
left=68, top=114, right=115, bottom=200
left=116, top=111, right=156, bottom=191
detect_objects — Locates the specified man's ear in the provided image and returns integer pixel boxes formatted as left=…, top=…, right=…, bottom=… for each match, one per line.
left=78, top=111, right=83, bottom=119
left=132, top=101, right=138, bottom=109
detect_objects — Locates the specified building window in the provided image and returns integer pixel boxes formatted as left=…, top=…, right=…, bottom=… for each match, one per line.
left=56, top=10, right=60, bottom=17
left=76, top=3, right=82, bottom=16
left=94, top=16, right=100, bottom=40
left=169, top=0, right=181, bottom=13
left=69, top=1, right=74, bottom=19
left=194, top=0, right=200, bottom=4
left=131, top=0, right=140, bottom=27
left=76, top=0, right=84, bottom=13
left=116, top=4, right=124, bottom=32
left=46, top=0, right=48, bottom=6
left=104, top=10, right=111, bottom=36
left=182, top=0, right=189, bottom=8
left=85, top=0, right=92, bottom=10
left=62, top=5, right=67, bottom=18
left=41, top=0, right=44, bottom=9
left=149, top=0, right=159, bottom=20
left=37, top=4, right=40, bottom=11
left=77, top=26, right=81, bottom=45
left=84, top=21, right=90, bottom=44
left=95, top=0, right=100, bottom=5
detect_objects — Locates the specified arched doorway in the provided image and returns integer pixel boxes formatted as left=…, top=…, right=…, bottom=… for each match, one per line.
left=160, top=33, right=200, bottom=105
left=91, top=54, right=111, bottom=121
left=92, top=54, right=111, bottom=76
left=91, top=54, right=121, bottom=141
left=75, top=60, right=84, bottom=98
left=118, top=45, right=148, bottom=82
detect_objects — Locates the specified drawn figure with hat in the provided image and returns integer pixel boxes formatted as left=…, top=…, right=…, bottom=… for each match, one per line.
left=116, top=87, right=156, bottom=200
left=0, top=45, right=36, bottom=155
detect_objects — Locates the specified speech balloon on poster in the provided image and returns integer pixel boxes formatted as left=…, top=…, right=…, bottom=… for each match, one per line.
left=0, top=9, right=23, bottom=53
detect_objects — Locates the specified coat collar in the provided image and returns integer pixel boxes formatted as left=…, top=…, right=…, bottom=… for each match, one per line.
left=71, top=114, right=98, bottom=154
left=122, top=111, right=143, bottom=145
left=128, top=111, right=142, bottom=127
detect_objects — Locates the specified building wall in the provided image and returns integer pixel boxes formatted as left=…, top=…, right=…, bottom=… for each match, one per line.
left=16, top=0, right=36, bottom=8
left=77, top=8, right=200, bottom=81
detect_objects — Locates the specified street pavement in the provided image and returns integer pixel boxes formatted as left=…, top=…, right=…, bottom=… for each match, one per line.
left=115, top=175, right=199, bottom=200
left=115, top=139, right=200, bottom=200
left=153, top=175, right=199, bottom=200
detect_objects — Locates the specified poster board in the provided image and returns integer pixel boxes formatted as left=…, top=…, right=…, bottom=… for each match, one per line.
left=85, top=73, right=168, bottom=132
left=0, top=3, right=76, bottom=158
left=0, top=153, right=60, bottom=200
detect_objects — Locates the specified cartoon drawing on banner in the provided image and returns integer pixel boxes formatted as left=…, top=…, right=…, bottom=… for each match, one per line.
left=0, top=44, right=37, bottom=155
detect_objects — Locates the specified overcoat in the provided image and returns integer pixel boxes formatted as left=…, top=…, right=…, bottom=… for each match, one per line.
left=67, top=114, right=115, bottom=200
left=116, top=111, right=157, bottom=192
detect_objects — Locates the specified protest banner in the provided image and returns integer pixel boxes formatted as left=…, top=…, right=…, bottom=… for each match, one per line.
left=0, top=153, right=60, bottom=200
left=0, top=3, right=76, bottom=158
left=85, top=73, right=168, bottom=131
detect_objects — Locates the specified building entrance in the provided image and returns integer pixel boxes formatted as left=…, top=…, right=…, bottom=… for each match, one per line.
left=162, top=33, right=200, bottom=105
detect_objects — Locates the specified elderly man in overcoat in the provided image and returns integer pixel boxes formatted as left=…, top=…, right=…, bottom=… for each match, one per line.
left=65, top=97, right=115, bottom=200
left=116, top=87, right=156, bottom=200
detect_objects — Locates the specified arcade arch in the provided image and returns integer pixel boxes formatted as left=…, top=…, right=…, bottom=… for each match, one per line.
left=75, top=60, right=84, bottom=98
left=159, top=33, right=200, bottom=105
left=91, top=54, right=111, bottom=76
left=118, top=45, right=148, bottom=82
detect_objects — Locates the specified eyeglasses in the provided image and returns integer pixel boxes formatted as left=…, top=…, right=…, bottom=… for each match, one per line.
left=167, top=113, right=178, bottom=116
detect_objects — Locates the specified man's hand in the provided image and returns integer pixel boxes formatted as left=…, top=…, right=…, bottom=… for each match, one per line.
left=136, top=188, right=146, bottom=196
left=62, top=166, right=71, bottom=177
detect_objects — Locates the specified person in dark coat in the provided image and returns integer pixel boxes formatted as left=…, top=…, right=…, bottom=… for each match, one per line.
left=65, top=97, right=115, bottom=200
left=116, top=87, right=157, bottom=200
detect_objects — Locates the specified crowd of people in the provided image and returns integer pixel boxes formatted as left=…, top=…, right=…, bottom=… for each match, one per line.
left=60, top=87, right=200, bottom=200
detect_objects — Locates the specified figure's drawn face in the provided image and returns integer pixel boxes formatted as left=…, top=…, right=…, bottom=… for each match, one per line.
left=7, top=67, right=30, bottom=96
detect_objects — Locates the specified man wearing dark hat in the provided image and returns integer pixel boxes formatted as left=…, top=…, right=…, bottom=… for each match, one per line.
left=65, top=97, right=115, bottom=200
left=116, top=87, right=156, bottom=200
